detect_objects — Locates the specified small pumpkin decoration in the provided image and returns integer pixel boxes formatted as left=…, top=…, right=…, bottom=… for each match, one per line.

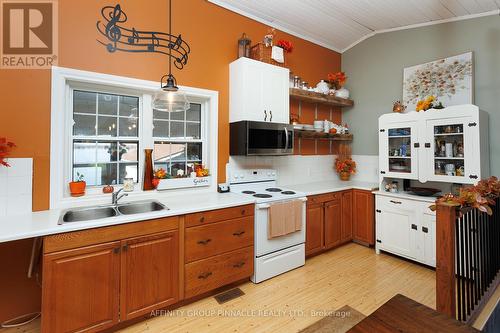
left=393, top=100, right=407, bottom=113
left=102, top=185, right=114, bottom=194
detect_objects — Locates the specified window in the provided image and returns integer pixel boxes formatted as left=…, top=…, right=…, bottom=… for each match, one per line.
left=153, top=103, right=203, bottom=177
left=51, top=67, right=218, bottom=209
left=72, top=90, right=140, bottom=186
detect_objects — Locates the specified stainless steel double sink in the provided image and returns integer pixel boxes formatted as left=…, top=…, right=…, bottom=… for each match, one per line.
left=59, top=200, right=167, bottom=225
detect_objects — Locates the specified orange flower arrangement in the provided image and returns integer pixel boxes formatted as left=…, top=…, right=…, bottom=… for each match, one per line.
left=327, top=72, right=347, bottom=89
left=276, top=39, right=293, bottom=53
left=416, top=95, right=444, bottom=112
left=0, top=137, right=15, bottom=167
left=335, top=157, right=357, bottom=174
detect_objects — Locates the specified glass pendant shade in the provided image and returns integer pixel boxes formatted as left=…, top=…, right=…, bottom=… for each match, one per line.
left=152, top=89, right=190, bottom=112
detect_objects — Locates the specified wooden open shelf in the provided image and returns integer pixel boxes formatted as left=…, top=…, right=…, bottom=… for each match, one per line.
left=290, top=88, right=354, bottom=107
left=295, top=130, right=353, bottom=141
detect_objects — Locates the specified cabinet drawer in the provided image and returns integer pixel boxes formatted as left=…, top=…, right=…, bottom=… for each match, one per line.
left=307, top=192, right=341, bottom=205
left=185, top=246, right=253, bottom=298
left=376, top=195, right=416, bottom=211
left=185, top=216, right=254, bottom=263
left=185, top=204, right=254, bottom=228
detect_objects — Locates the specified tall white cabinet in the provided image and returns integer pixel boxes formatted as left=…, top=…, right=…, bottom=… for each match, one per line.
left=230, top=57, right=290, bottom=124
left=375, top=105, right=489, bottom=267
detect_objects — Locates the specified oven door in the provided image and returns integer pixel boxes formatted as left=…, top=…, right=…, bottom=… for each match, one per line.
left=254, top=198, right=306, bottom=257
left=247, top=121, right=294, bottom=155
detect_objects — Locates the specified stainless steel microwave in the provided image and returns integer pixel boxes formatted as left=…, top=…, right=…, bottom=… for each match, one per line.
left=230, top=121, right=294, bottom=156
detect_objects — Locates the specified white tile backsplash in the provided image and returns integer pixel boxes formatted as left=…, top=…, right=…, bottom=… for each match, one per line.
left=0, top=158, right=33, bottom=216
left=228, top=154, right=379, bottom=185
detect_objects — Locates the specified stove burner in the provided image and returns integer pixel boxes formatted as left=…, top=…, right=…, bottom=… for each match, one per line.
left=253, top=193, right=272, bottom=198
left=281, top=191, right=296, bottom=195
left=242, top=190, right=256, bottom=194
left=265, top=188, right=282, bottom=192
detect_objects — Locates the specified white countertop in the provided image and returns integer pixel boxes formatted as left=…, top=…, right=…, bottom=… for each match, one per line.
left=0, top=192, right=254, bottom=244
left=286, top=180, right=379, bottom=196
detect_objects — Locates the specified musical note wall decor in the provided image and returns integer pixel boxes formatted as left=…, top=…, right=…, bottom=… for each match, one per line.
left=96, top=4, right=190, bottom=69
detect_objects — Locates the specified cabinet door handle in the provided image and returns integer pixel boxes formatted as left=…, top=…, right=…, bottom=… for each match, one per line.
left=264, top=110, right=267, bottom=121
left=269, top=110, right=273, bottom=122
left=469, top=175, right=478, bottom=179
left=241, top=209, right=246, bottom=215
left=376, top=209, right=382, bottom=213
left=422, top=227, right=429, bottom=233
left=197, top=238, right=212, bottom=245
left=113, top=247, right=121, bottom=254
left=414, top=143, right=420, bottom=148
left=198, top=272, right=212, bottom=279
left=411, top=224, right=418, bottom=230
left=122, top=244, right=129, bottom=252
left=389, top=200, right=402, bottom=204
left=233, top=261, right=246, bottom=268
left=425, top=143, right=431, bottom=148
left=199, top=216, right=205, bottom=223
left=233, top=230, right=245, bottom=237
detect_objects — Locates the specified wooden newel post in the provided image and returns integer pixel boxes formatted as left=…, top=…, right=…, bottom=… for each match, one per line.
left=435, top=202, right=458, bottom=318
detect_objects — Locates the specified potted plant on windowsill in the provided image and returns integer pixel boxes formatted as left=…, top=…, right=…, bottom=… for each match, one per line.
left=69, top=172, right=86, bottom=197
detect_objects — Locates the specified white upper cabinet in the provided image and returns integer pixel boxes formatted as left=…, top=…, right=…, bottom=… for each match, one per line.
left=379, top=105, right=489, bottom=184
left=230, top=57, right=290, bottom=124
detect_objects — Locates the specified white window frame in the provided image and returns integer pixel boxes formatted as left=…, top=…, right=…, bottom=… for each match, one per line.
left=50, top=66, right=218, bottom=210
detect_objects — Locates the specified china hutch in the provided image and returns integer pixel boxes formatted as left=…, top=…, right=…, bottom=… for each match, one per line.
left=375, top=105, right=489, bottom=267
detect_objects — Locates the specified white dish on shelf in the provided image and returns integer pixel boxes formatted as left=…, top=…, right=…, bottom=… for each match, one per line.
left=293, top=124, right=304, bottom=130
left=390, top=165, right=408, bottom=171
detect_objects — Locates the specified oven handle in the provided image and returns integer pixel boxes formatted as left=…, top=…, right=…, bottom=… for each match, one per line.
left=257, top=197, right=307, bottom=210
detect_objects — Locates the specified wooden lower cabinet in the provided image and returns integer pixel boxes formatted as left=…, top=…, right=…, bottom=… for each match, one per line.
left=42, top=242, right=121, bottom=333
left=42, top=217, right=180, bottom=333
left=353, top=189, right=375, bottom=245
left=120, top=231, right=179, bottom=321
left=324, top=199, right=342, bottom=249
left=305, top=202, right=324, bottom=256
left=305, top=189, right=374, bottom=256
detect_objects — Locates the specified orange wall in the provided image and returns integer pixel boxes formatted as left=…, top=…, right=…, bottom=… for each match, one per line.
left=0, top=0, right=340, bottom=321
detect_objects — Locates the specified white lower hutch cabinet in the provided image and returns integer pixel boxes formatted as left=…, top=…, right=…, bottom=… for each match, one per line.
left=375, top=104, right=489, bottom=266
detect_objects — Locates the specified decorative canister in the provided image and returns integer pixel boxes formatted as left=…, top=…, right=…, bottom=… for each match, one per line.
left=316, top=80, right=330, bottom=94
left=123, top=178, right=134, bottom=192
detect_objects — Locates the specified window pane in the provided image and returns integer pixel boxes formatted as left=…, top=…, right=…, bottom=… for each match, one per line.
left=170, top=121, right=184, bottom=138
left=119, top=96, right=138, bottom=117
left=119, top=142, right=138, bottom=162
left=187, top=143, right=202, bottom=160
left=154, top=110, right=169, bottom=120
left=119, top=117, right=138, bottom=137
left=98, top=116, right=117, bottom=137
left=74, top=114, right=96, bottom=136
left=186, top=104, right=201, bottom=121
left=119, top=163, right=138, bottom=183
left=171, top=162, right=186, bottom=177
left=97, top=142, right=117, bottom=162
left=187, top=122, right=200, bottom=139
left=98, top=94, right=118, bottom=115
left=170, top=110, right=184, bottom=121
left=153, top=120, right=169, bottom=138
left=154, top=142, right=171, bottom=164
left=74, top=141, right=96, bottom=164
left=187, top=161, right=201, bottom=175
left=170, top=143, right=186, bottom=161
left=73, top=165, right=98, bottom=186
left=74, top=91, right=96, bottom=114
left=96, top=163, right=118, bottom=185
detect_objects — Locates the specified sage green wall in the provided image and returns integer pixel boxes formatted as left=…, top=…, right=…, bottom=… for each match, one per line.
left=342, top=15, right=500, bottom=177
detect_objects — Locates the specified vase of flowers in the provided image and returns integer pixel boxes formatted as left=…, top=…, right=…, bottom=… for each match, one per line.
left=335, top=157, right=356, bottom=181
left=328, top=72, right=349, bottom=98
left=0, top=137, right=15, bottom=167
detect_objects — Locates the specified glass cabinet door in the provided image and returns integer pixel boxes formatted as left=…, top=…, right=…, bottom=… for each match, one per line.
left=380, top=123, right=418, bottom=180
left=426, top=118, right=474, bottom=183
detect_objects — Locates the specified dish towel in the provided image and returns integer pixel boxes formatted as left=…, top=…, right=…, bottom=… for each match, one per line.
left=268, top=200, right=303, bottom=239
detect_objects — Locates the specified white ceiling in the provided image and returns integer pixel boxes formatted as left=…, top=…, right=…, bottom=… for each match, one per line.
left=209, top=0, right=500, bottom=52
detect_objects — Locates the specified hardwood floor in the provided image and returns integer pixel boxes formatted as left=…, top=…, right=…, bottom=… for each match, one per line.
left=0, top=243, right=436, bottom=333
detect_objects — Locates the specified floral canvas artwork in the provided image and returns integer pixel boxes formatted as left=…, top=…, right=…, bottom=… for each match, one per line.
left=403, top=52, right=473, bottom=111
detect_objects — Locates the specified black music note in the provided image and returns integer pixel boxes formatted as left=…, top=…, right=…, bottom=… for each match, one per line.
left=128, top=28, right=139, bottom=44
left=104, top=5, right=123, bottom=52
left=168, top=35, right=182, bottom=50
left=147, top=33, right=160, bottom=52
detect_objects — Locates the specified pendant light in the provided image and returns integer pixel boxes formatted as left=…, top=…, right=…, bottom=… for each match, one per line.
left=152, top=0, right=190, bottom=112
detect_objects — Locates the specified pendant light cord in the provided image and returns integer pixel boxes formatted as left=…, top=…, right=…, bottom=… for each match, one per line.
left=168, top=0, right=172, bottom=77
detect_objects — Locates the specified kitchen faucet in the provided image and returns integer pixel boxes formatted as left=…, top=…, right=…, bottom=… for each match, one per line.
left=112, top=188, right=128, bottom=205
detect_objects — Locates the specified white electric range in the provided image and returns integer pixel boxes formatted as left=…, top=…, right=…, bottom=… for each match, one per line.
left=228, top=168, right=307, bottom=283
